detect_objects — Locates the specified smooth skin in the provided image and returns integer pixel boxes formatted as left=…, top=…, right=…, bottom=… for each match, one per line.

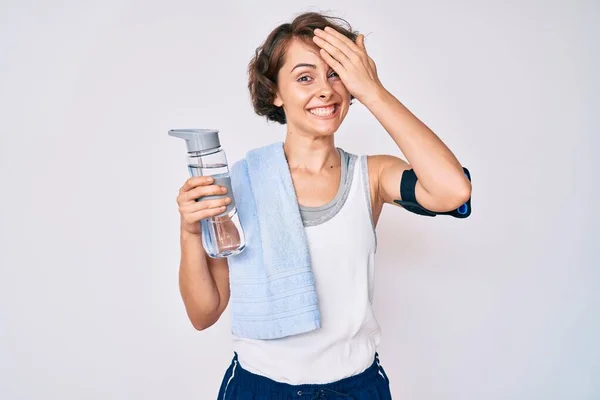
left=177, top=28, right=472, bottom=330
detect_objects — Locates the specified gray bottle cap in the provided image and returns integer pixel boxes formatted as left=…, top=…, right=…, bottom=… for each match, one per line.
left=168, top=129, right=221, bottom=153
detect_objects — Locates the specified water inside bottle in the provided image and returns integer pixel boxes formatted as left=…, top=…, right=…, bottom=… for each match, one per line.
left=201, top=209, right=245, bottom=258
left=188, top=163, right=228, bottom=177
left=187, top=163, right=245, bottom=258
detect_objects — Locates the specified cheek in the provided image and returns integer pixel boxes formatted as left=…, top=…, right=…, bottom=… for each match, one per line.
left=282, top=87, right=313, bottom=108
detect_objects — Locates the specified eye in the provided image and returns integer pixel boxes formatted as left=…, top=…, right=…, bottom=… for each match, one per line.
left=297, top=75, right=312, bottom=83
left=328, top=71, right=339, bottom=78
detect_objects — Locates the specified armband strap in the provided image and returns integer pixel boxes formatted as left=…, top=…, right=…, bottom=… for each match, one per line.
left=393, top=167, right=472, bottom=218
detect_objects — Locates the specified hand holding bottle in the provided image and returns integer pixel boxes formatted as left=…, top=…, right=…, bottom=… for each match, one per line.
left=176, top=176, right=231, bottom=236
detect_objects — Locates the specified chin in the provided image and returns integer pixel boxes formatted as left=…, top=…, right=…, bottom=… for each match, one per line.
left=311, top=124, right=340, bottom=136
left=305, top=104, right=348, bottom=136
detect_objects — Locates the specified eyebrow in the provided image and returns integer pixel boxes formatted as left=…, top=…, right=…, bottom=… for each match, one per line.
left=290, top=63, right=316, bottom=73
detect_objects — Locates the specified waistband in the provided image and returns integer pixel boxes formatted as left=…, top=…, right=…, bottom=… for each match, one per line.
left=225, top=352, right=389, bottom=398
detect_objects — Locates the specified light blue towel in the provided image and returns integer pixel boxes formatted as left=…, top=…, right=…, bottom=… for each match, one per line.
left=228, top=142, right=321, bottom=340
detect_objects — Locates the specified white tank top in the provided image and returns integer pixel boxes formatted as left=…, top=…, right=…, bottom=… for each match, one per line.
left=231, top=154, right=381, bottom=385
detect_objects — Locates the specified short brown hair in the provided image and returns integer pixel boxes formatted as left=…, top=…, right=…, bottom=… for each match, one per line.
left=248, top=12, right=359, bottom=124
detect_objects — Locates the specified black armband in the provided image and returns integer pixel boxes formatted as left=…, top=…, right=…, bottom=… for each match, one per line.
left=393, top=168, right=472, bottom=218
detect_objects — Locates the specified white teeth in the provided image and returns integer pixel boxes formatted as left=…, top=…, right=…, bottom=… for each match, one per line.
left=309, top=105, right=336, bottom=116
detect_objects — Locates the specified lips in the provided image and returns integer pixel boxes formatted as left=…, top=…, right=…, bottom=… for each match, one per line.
left=307, top=104, right=338, bottom=117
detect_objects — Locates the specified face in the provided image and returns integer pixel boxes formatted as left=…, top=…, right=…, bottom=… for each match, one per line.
left=273, top=37, right=351, bottom=137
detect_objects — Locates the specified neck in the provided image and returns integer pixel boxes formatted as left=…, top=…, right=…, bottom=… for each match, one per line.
left=283, top=129, right=339, bottom=173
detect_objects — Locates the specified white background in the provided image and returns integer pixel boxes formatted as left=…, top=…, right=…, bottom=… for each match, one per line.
left=1, top=0, right=598, bottom=399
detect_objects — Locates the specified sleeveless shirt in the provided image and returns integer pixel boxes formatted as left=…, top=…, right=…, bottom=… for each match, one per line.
left=231, top=149, right=380, bottom=384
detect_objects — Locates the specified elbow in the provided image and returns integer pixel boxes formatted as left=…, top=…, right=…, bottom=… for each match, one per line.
left=181, top=294, right=224, bottom=331
left=420, top=169, right=472, bottom=213
left=191, top=316, right=216, bottom=331
left=187, top=308, right=219, bottom=331
left=192, top=322, right=210, bottom=331
left=436, top=181, right=471, bottom=212
left=456, top=181, right=472, bottom=205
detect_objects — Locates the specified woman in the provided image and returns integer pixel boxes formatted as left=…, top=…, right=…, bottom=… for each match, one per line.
left=176, top=12, right=472, bottom=399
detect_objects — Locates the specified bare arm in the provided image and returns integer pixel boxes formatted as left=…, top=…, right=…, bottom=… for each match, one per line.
left=312, top=28, right=472, bottom=213
left=364, top=90, right=472, bottom=212
left=178, top=230, right=230, bottom=331
left=176, top=176, right=232, bottom=330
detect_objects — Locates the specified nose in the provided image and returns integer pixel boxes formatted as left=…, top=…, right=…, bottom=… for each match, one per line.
left=316, top=79, right=333, bottom=100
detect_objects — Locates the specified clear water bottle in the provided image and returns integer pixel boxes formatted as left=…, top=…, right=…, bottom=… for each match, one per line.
left=169, top=129, right=246, bottom=258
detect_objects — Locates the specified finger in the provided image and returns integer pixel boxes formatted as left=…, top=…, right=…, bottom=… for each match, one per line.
left=323, top=27, right=364, bottom=56
left=185, top=206, right=228, bottom=224
left=180, top=176, right=214, bottom=193
left=312, top=35, right=351, bottom=67
left=190, top=196, right=232, bottom=211
left=181, top=196, right=231, bottom=219
left=321, top=28, right=372, bottom=70
left=187, top=184, right=227, bottom=202
left=356, top=34, right=373, bottom=67
left=314, top=29, right=357, bottom=64
left=357, top=34, right=366, bottom=51
left=319, top=48, right=345, bottom=75
left=180, top=184, right=226, bottom=203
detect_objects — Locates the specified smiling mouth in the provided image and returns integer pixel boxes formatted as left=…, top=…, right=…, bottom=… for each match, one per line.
left=307, top=104, right=338, bottom=117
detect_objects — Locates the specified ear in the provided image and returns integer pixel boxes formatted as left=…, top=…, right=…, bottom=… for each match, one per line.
left=273, top=93, right=283, bottom=107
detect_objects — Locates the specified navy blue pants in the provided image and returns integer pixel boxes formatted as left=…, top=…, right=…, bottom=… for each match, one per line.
left=217, top=353, right=392, bottom=399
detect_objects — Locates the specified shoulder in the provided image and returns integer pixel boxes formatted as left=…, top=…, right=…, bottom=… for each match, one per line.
left=337, top=149, right=402, bottom=169
left=364, top=155, right=411, bottom=191
left=338, top=151, right=410, bottom=185
left=366, top=154, right=409, bottom=173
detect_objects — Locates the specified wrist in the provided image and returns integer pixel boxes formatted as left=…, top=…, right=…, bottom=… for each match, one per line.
left=360, top=84, right=389, bottom=110
left=180, top=228, right=202, bottom=241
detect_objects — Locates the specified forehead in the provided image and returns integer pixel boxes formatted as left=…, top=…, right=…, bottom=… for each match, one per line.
left=282, top=37, right=323, bottom=66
